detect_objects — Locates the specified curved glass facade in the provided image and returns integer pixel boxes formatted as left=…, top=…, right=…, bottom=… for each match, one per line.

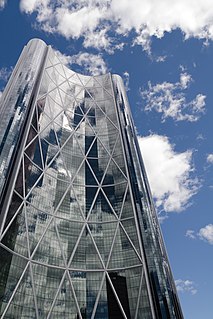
left=0, top=39, right=183, bottom=318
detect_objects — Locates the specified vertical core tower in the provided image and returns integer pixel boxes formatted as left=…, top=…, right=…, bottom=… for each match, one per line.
left=0, top=39, right=183, bottom=319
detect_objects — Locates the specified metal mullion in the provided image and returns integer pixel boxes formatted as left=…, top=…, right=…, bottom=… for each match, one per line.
left=24, top=102, right=64, bottom=150
left=29, top=154, right=86, bottom=260
left=25, top=197, right=84, bottom=224
left=0, top=261, right=30, bottom=318
left=63, top=187, right=103, bottom=264
left=0, top=242, right=30, bottom=262
left=105, top=221, right=120, bottom=269
left=93, top=75, right=114, bottom=98
left=105, top=272, right=128, bottom=319
left=52, top=157, right=86, bottom=212
left=57, top=82, right=85, bottom=105
left=46, top=271, right=68, bottom=319
left=36, top=72, right=80, bottom=108
left=119, top=222, right=143, bottom=264
left=0, top=201, right=24, bottom=241
left=117, top=183, right=129, bottom=219
left=108, top=264, right=143, bottom=272
left=24, top=169, right=45, bottom=202
left=100, top=188, right=120, bottom=222
left=31, top=138, right=94, bottom=264
left=24, top=130, right=40, bottom=151
left=54, top=83, right=67, bottom=111
left=90, top=272, right=106, bottom=319
left=50, top=63, right=67, bottom=81
left=84, top=133, right=120, bottom=195
left=80, top=78, right=119, bottom=130
left=98, top=135, right=122, bottom=186
left=44, top=67, right=69, bottom=93
left=73, top=122, right=97, bottom=159
left=84, top=158, right=100, bottom=186
left=23, top=201, right=31, bottom=260
left=0, top=157, right=25, bottom=240
left=134, top=268, right=144, bottom=319
left=87, top=93, right=119, bottom=130
left=85, top=224, right=105, bottom=269
left=84, top=186, right=102, bottom=223
left=53, top=123, right=73, bottom=182
left=96, top=132, right=128, bottom=180
left=57, top=75, right=85, bottom=113
left=24, top=102, right=95, bottom=201
left=29, top=214, right=55, bottom=260
left=29, top=262, right=40, bottom=319
left=70, top=185, right=85, bottom=221
left=109, top=153, right=128, bottom=180
left=75, top=72, right=95, bottom=89
left=67, top=271, right=83, bottom=319
left=63, top=70, right=77, bottom=83
left=54, top=220, right=68, bottom=268
left=77, top=107, right=120, bottom=178
left=41, top=101, right=95, bottom=166
left=37, top=132, right=46, bottom=170
left=23, top=152, right=43, bottom=173
left=109, top=74, right=156, bottom=319
left=66, top=224, right=86, bottom=268
left=70, top=132, right=85, bottom=158
left=60, top=62, right=75, bottom=80
left=0, top=46, right=50, bottom=238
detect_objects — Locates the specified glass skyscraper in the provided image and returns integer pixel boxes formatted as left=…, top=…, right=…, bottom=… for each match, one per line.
left=0, top=39, right=183, bottom=319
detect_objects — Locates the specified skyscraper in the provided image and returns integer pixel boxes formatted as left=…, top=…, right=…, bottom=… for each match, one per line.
left=0, top=39, right=183, bottom=318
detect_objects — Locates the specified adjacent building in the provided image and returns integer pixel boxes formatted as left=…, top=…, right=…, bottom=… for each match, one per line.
left=0, top=39, right=183, bottom=318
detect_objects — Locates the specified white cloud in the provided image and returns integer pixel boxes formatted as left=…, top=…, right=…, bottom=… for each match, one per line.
left=69, top=52, right=107, bottom=76
left=180, top=72, right=192, bottom=89
left=186, top=224, right=213, bottom=245
left=0, top=0, right=6, bottom=9
left=141, top=72, right=206, bottom=122
left=198, top=224, right=213, bottom=244
left=54, top=49, right=108, bottom=76
left=196, top=133, right=205, bottom=141
left=186, top=229, right=196, bottom=239
left=175, top=279, right=197, bottom=295
left=207, top=154, right=213, bottom=164
left=138, top=134, right=199, bottom=212
left=83, top=27, right=111, bottom=52
left=19, top=0, right=213, bottom=52
left=0, top=67, right=12, bottom=82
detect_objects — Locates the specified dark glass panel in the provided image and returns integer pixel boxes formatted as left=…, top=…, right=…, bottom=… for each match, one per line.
left=106, top=272, right=131, bottom=319
left=0, top=249, right=28, bottom=314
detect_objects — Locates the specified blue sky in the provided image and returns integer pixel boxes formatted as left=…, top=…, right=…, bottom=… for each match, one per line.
left=0, top=1, right=213, bottom=318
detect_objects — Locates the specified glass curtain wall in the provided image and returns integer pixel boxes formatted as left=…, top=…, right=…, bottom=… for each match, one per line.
left=0, top=39, right=183, bottom=319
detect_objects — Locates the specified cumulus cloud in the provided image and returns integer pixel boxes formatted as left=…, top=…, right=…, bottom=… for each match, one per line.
left=19, top=0, right=213, bottom=51
left=186, top=224, right=213, bottom=245
left=0, top=0, right=6, bottom=10
left=0, top=67, right=12, bottom=82
left=207, top=154, right=213, bottom=164
left=198, top=224, right=213, bottom=244
left=141, top=72, right=206, bottom=122
left=55, top=50, right=107, bottom=76
left=69, top=52, right=108, bottom=76
left=186, top=229, right=196, bottom=239
left=175, top=279, right=197, bottom=295
left=138, top=134, right=199, bottom=213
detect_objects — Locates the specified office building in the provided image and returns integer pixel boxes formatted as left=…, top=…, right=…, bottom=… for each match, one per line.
left=0, top=39, right=183, bottom=318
